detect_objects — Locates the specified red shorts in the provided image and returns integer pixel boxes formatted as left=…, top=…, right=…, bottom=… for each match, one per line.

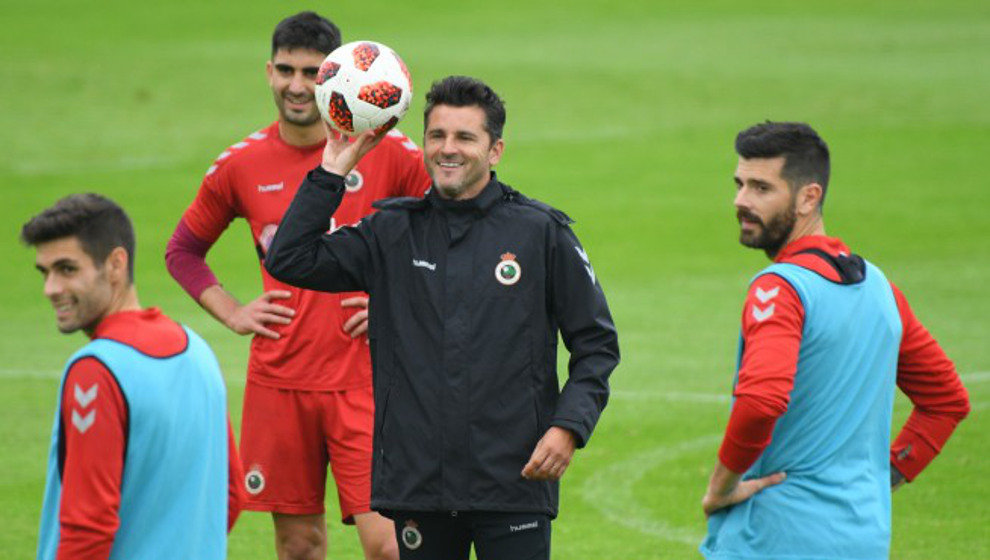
left=239, top=381, right=374, bottom=523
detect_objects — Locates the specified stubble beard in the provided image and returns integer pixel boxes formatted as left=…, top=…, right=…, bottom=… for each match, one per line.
left=738, top=202, right=797, bottom=259
left=276, top=93, right=320, bottom=127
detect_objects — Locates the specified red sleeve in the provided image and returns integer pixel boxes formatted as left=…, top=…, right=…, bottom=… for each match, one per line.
left=889, top=282, right=970, bottom=481
left=389, top=133, right=432, bottom=197
left=57, top=358, right=127, bottom=559
left=165, top=219, right=221, bottom=300
left=718, top=274, right=804, bottom=473
left=182, top=163, right=238, bottom=243
left=226, top=417, right=244, bottom=532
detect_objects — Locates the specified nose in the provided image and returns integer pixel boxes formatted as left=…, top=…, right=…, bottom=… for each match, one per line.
left=439, top=135, right=457, bottom=154
left=43, top=273, right=61, bottom=300
left=733, top=186, right=749, bottom=210
left=288, top=71, right=308, bottom=94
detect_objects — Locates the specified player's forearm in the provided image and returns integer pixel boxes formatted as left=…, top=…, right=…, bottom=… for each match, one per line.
left=705, top=461, right=744, bottom=500
left=197, top=285, right=242, bottom=330
left=165, top=219, right=221, bottom=299
left=890, top=406, right=968, bottom=481
left=718, top=396, right=781, bottom=473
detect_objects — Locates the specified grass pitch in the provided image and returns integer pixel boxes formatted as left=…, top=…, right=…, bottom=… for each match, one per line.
left=1, top=1, right=987, bottom=558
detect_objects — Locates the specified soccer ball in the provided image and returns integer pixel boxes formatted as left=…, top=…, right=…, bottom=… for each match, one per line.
left=314, top=41, right=413, bottom=135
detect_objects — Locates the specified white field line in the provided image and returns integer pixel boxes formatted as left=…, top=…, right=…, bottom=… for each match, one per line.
left=581, top=433, right=722, bottom=545
left=961, top=371, right=990, bottom=384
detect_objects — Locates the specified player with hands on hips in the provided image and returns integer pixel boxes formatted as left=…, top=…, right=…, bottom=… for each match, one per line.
left=165, top=11, right=431, bottom=560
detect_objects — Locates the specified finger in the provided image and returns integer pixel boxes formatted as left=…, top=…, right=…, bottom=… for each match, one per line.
left=347, top=320, right=368, bottom=338
left=523, top=451, right=553, bottom=479
left=759, top=472, right=786, bottom=489
left=521, top=452, right=547, bottom=478
left=342, top=312, right=368, bottom=336
left=340, top=296, right=369, bottom=309
left=265, top=304, right=296, bottom=317
left=264, top=290, right=293, bottom=300
left=259, top=313, right=293, bottom=326
left=354, top=129, right=386, bottom=154
left=250, top=323, right=281, bottom=340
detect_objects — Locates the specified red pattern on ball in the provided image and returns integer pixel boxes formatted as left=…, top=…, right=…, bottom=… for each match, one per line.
left=328, top=91, right=354, bottom=133
left=374, top=116, right=400, bottom=135
left=316, top=60, right=340, bottom=86
left=358, top=81, right=403, bottom=109
left=353, top=43, right=380, bottom=71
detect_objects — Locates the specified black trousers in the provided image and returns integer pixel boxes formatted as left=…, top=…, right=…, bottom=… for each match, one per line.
left=391, top=510, right=552, bottom=560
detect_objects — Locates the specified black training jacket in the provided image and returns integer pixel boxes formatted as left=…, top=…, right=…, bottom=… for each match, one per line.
left=265, top=166, right=620, bottom=517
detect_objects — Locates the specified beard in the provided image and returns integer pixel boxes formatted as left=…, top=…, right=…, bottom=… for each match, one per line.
left=738, top=202, right=796, bottom=258
left=275, top=93, right=320, bottom=126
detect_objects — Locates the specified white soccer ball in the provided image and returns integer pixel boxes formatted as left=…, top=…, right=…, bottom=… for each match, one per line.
left=314, top=40, right=413, bottom=135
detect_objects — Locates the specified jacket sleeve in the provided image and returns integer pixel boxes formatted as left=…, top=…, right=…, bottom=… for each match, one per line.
left=264, top=166, right=377, bottom=293
left=548, top=224, right=620, bottom=448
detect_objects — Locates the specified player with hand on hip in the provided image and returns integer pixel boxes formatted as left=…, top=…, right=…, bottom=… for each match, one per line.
left=165, top=11, right=430, bottom=560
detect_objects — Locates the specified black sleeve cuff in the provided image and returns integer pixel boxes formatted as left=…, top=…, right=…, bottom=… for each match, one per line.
left=307, top=165, right=346, bottom=193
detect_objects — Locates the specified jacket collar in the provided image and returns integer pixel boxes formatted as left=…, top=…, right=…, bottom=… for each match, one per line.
left=428, top=172, right=504, bottom=215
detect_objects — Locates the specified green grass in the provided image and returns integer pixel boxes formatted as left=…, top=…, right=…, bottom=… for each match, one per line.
left=2, top=1, right=987, bottom=558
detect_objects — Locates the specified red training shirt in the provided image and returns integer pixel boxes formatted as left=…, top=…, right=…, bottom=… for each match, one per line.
left=170, top=122, right=431, bottom=390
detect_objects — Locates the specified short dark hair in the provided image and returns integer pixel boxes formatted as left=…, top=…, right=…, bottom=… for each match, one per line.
left=424, top=76, right=506, bottom=143
left=21, top=193, right=136, bottom=282
left=271, top=11, right=341, bottom=56
left=735, top=121, right=831, bottom=207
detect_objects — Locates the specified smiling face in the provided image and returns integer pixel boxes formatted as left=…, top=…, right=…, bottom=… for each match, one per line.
left=34, top=236, right=116, bottom=335
left=267, top=47, right=324, bottom=127
left=733, top=156, right=799, bottom=258
left=423, top=104, right=504, bottom=200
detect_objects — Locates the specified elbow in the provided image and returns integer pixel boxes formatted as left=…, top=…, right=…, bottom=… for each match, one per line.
left=164, top=231, right=187, bottom=282
left=954, top=393, right=971, bottom=422
left=263, top=249, right=292, bottom=284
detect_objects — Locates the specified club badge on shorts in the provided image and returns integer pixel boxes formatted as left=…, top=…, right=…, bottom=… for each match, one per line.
left=401, top=520, right=422, bottom=550
left=344, top=169, right=364, bottom=192
left=245, top=467, right=266, bottom=495
left=495, top=252, right=521, bottom=286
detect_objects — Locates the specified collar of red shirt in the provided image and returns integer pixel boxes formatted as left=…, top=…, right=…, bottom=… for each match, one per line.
left=774, top=235, right=850, bottom=263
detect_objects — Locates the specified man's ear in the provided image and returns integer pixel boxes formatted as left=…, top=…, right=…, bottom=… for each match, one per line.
left=797, top=182, right=823, bottom=216
left=106, top=247, right=130, bottom=283
left=488, top=138, right=505, bottom=167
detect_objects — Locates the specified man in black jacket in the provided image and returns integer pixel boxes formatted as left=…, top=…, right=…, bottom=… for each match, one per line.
left=265, top=75, right=619, bottom=560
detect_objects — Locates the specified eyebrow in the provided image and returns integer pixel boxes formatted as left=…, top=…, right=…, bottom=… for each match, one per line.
left=36, top=257, right=77, bottom=272
left=274, top=63, right=320, bottom=73
left=738, top=177, right=773, bottom=188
